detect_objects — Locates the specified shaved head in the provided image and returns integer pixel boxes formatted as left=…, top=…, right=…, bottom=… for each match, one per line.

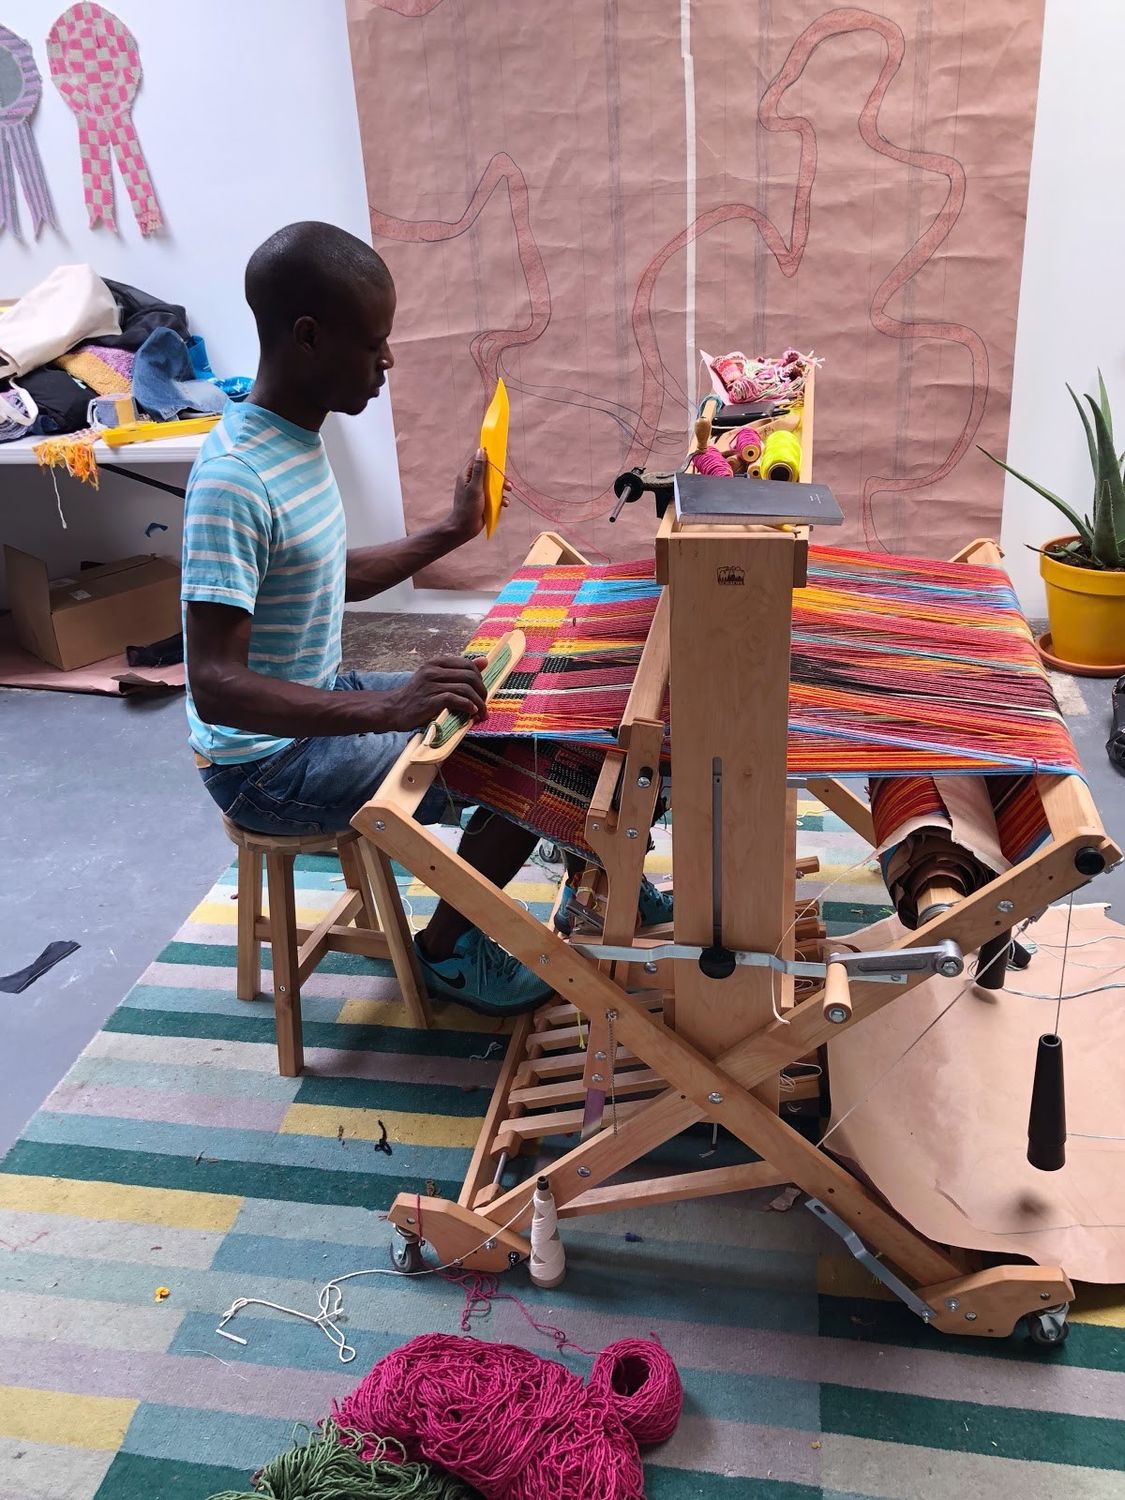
left=245, top=221, right=393, bottom=345
left=245, top=222, right=396, bottom=419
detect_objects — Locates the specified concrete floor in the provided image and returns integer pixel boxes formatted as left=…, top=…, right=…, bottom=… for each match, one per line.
left=1, top=619, right=1122, bottom=1155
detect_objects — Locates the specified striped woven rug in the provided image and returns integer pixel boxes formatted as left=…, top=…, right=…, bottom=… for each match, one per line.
left=1, top=804, right=1122, bottom=1500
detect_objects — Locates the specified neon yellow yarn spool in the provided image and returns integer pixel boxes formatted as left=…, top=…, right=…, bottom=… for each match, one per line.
left=761, top=427, right=801, bottom=481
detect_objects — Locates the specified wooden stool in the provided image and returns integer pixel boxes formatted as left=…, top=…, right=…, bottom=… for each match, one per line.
left=222, top=820, right=432, bottom=1076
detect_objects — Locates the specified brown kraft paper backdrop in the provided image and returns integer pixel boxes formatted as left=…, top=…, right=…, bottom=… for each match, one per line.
left=347, top=1, right=1045, bottom=588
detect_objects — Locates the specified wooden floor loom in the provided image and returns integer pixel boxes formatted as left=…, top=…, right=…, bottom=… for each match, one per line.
left=352, top=445, right=1118, bottom=1350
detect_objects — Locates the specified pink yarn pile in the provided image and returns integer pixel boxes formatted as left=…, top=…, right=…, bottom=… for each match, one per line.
left=716, top=346, right=807, bottom=403
left=333, top=1333, right=683, bottom=1500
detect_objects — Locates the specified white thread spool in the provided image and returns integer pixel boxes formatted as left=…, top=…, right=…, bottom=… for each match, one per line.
left=529, top=1175, right=566, bottom=1289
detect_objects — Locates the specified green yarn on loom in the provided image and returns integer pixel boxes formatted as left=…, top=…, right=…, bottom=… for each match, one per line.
left=206, top=1421, right=479, bottom=1500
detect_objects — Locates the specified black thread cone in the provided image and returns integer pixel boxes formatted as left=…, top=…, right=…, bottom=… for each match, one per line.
left=976, top=932, right=1010, bottom=990
left=1027, top=1033, right=1066, bottom=1172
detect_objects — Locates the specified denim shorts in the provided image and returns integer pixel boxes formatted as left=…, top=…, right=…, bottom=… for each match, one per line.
left=198, top=670, right=459, bottom=837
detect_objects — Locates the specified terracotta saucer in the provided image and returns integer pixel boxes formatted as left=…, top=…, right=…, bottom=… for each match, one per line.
left=1035, top=632, right=1125, bottom=678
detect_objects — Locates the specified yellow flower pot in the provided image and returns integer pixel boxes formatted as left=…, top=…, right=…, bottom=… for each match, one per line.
left=1040, top=536, right=1125, bottom=670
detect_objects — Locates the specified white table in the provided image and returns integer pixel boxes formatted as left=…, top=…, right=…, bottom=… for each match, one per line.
left=0, top=430, right=206, bottom=497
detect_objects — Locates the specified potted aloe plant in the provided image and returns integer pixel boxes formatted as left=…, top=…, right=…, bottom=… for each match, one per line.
left=981, top=375, right=1125, bottom=672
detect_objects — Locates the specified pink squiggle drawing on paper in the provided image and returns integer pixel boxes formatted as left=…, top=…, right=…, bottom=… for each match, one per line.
left=371, top=151, right=550, bottom=379
left=636, top=8, right=988, bottom=543
left=375, top=0, right=448, bottom=16
left=373, top=7, right=989, bottom=536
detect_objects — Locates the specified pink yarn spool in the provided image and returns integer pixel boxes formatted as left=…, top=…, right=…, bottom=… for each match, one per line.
left=333, top=1333, right=682, bottom=1500
left=732, top=425, right=763, bottom=465
left=691, top=446, right=733, bottom=478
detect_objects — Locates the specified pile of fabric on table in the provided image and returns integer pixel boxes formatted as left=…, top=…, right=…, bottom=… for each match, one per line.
left=0, top=263, right=249, bottom=479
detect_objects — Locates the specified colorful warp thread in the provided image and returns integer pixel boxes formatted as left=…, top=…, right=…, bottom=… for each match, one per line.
left=333, top=1333, right=682, bottom=1500
left=456, top=559, right=659, bottom=743
left=440, top=547, right=1080, bottom=862
left=870, top=774, right=1048, bottom=868
left=206, top=1419, right=475, bottom=1500
left=453, top=547, right=1082, bottom=779
left=442, top=738, right=607, bottom=860
left=429, top=637, right=515, bottom=748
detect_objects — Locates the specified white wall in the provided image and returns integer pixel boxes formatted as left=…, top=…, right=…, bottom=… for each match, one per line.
left=1000, top=0, right=1125, bottom=614
left=0, top=0, right=492, bottom=614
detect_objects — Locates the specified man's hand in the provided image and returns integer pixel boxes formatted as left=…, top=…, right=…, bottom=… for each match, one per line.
left=446, top=447, right=510, bottom=545
left=383, top=655, right=488, bottom=730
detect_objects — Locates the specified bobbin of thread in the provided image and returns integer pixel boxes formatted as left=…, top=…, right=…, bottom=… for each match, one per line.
left=732, top=425, right=763, bottom=465
left=760, top=427, right=802, bottom=481
left=529, top=1175, right=566, bottom=1288
left=1027, top=1033, right=1066, bottom=1172
left=690, top=446, right=734, bottom=478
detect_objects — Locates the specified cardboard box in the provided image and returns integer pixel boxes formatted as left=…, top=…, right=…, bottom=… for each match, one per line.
left=3, top=546, right=181, bottom=671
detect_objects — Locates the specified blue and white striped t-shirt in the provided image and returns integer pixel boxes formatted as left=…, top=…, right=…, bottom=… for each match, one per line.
left=181, top=401, right=346, bottom=763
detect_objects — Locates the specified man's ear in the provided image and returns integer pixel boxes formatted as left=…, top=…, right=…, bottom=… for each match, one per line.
left=293, top=315, right=318, bottom=354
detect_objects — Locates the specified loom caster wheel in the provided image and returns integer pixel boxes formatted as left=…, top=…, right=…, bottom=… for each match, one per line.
left=390, top=1233, right=424, bottom=1274
left=1026, top=1304, right=1070, bottom=1348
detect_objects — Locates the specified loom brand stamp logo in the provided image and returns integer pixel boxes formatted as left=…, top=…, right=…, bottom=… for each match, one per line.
left=716, top=564, right=745, bottom=586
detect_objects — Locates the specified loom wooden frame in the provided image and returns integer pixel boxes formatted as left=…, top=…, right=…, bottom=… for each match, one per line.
left=352, top=402, right=1119, bottom=1339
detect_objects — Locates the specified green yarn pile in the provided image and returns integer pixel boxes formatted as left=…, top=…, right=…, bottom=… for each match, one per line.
left=207, top=1421, right=479, bottom=1500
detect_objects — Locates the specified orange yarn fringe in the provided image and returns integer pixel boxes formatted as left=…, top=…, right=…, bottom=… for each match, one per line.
left=33, top=431, right=100, bottom=489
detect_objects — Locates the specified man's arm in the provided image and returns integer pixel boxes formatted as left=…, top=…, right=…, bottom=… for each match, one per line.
left=186, top=602, right=487, bottom=739
left=345, top=448, right=495, bottom=601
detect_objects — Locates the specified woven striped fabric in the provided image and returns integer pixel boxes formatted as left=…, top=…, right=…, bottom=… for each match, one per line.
left=870, top=775, right=1051, bottom=870
left=869, top=773, right=1055, bottom=927
left=458, top=547, right=1082, bottom=779
left=2, top=818, right=1122, bottom=1497
left=442, top=738, right=607, bottom=861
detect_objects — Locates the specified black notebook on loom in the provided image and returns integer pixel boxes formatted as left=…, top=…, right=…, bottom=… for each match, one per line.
left=673, top=473, right=845, bottom=527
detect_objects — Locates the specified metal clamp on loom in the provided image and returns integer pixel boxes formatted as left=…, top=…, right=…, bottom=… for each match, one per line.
left=609, top=467, right=677, bottom=522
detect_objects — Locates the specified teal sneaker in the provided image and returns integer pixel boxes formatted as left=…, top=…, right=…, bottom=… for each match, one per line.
left=637, top=876, right=674, bottom=927
left=413, top=930, right=553, bottom=1016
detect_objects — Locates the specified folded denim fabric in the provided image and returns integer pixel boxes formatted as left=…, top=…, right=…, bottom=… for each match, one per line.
left=132, top=327, right=226, bottom=419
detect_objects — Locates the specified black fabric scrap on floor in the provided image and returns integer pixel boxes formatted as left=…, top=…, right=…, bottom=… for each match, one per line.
left=0, top=941, right=80, bottom=994
left=126, top=632, right=183, bottom=668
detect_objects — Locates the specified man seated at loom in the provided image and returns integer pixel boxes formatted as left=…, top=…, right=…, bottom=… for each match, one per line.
left=183, top=223, right=666, bottom=1015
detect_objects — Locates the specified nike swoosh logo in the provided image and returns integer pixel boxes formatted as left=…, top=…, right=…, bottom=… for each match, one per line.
left=441, top=970, right=467, bottom=990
